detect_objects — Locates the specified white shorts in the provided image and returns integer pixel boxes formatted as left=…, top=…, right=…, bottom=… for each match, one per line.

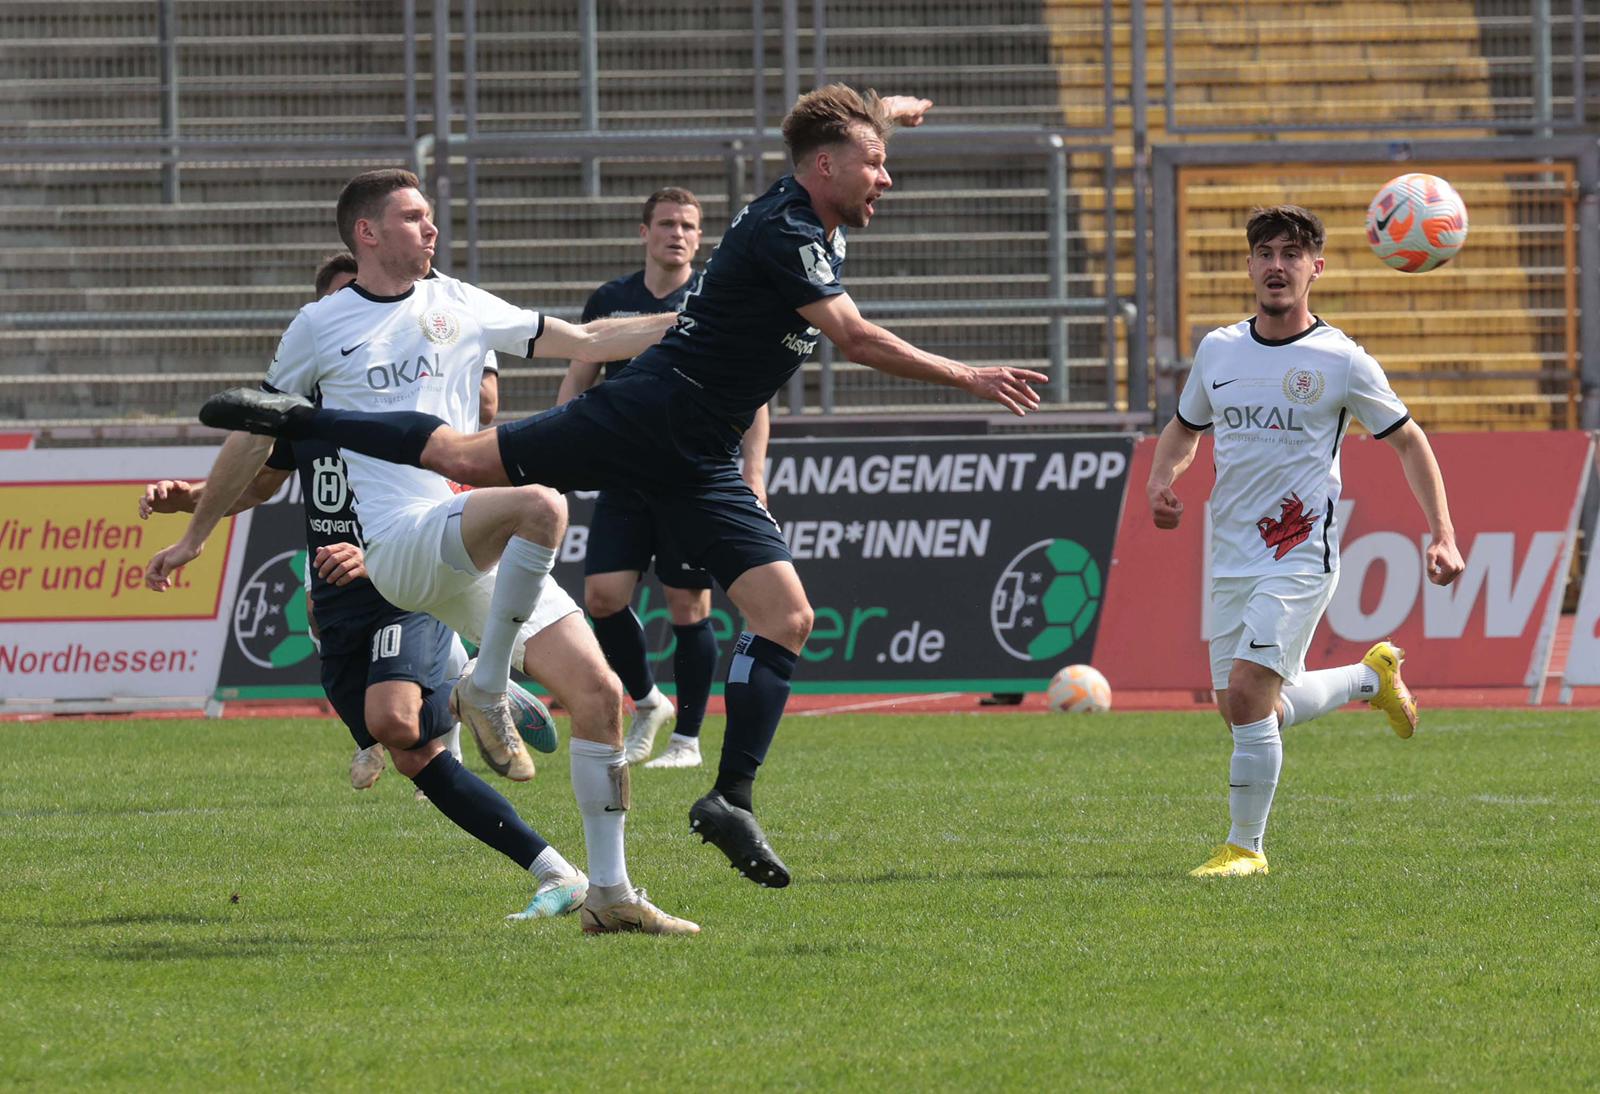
left=363, top=493, right=580, bottom=671
left=1208, top=572, right=1339, bottom=691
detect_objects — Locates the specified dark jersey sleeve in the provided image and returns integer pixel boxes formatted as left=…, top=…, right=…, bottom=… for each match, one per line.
left=265, top=438, right=296, bottom=471
left=753, top=209, right=848, bottom=311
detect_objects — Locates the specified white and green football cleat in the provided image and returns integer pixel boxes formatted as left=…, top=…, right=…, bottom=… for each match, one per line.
left=506, top=871, right=588, bottom=922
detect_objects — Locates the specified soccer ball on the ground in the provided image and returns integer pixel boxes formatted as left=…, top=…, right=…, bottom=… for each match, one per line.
left=1046, top=664, right=1112, bottom=713
left=1364, top=173, right=1469, bottom=273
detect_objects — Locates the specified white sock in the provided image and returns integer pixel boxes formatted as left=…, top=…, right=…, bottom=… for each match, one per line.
left=665, top=733, right=697, bottom=749
left=471, top=536, right=555, bottom=695
left=1279, top=664, right=1379, bottom=728
left=636, top=685, right=667, bottom=709
left=569, top=737, right=631, bottom=889
left=1226, top=714, right=1282, bottom=854
left=443, top=723, right=463, bottom=763
left=530, top=844, right=577, bottom=882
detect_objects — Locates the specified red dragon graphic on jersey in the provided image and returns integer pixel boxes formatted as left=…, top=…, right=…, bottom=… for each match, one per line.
left=1256, top=492, right=1318, bottom=559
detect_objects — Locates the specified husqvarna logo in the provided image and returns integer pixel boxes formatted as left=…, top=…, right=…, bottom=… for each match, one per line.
left=310, top=456, right=348, bottom=514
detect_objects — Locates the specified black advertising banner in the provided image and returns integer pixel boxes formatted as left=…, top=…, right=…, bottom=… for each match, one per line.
left=214, top=476, right=323, bottom=700
left=555, top=434, right=1136, bottom=693
left=216, top=434, right=1136, bottom=699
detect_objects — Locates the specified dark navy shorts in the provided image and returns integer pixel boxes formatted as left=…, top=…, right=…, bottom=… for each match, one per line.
left=318, top=604, right=454, bottom=748
left=584, top=487, right=714, bottom=590
left=498, top=369, right=788, bottom=591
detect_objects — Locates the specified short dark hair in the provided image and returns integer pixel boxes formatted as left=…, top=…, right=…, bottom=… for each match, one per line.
left=782, top=84, right=892, bottom=166
left=336, top=168, right=423, bottom=253
left=313, top=250, right=358, bottom=297
left=641, top=186, right=702, bottom=226
left=1245, top=205, right=1326, bottom=254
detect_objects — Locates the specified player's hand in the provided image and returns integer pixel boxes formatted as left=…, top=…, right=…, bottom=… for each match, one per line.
left=1425, top=536, right=1464, bottom=586
left=139, top=479, right=196, bottom=519
left=145, top=540, right=200, bottom=592
left=743, top=474, right=769, bottom=509
left=964, top=365, right=1047, bottom=416
left=882, top=95, right=933, bottom=127
left=315, top=542, right=367, bottom=587
left=1148, top=483, right=1184, bottom=529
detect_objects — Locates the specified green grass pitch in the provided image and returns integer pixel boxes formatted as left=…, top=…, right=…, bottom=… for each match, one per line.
left=3, top=709, right=1597, bottom=1090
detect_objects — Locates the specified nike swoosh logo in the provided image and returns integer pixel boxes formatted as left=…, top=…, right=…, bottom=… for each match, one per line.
left=1212, top=378, right=1239, bottom=390
left=1375, top=208, right=1397, bottom=230
left=603, top=806, right=626, bottom=813
left=340, top=342, right=369, bottom=356
left=1248, top=640, right=1277, bottom=649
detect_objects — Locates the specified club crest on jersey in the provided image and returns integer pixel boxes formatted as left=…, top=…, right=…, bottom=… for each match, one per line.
left=418, top=307, right=461, bottom=345
left=1256, top=491, right=1319, bottom=559
left=310, top=456, right=349, bottom=514
left=799, top=241, right=836, bottom=286
left=1282, top=368, right=1325, bottom=405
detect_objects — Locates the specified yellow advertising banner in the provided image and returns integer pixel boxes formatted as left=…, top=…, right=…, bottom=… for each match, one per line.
left=0, top=482, right=235, bottom=621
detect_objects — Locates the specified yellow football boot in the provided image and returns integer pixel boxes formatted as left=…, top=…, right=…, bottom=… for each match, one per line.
left=1189, top=843, right=1270, bottom=878
left=1363, top=640, right=1417, bottom=739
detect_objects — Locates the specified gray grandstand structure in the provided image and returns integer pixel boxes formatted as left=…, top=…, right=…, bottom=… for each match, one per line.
left=1, top=0, right=1596, bottom=434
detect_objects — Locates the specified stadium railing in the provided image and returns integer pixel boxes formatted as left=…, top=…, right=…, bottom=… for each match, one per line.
left=2, top=0, right=1596, bottom=431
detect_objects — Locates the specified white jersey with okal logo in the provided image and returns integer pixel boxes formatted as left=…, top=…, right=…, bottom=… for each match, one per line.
left=264, top=274, right=530, bottom=543
left=1176, top=317, right=1409, bottom=578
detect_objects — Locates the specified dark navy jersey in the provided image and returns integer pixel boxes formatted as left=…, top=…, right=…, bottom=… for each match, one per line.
left=265, top=438, right=386, bottom=622
left=580, top=268, right=699, bottom=382
left=630, top=175, right=846, bottom=429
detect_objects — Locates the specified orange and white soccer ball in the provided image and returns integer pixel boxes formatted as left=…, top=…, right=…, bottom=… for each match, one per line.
left=1364, top=173, right=1469, bottom=273
left=1046, top=664, right=1111, bottom=713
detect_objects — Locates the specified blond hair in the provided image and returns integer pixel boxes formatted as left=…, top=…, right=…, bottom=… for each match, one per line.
left=781, top=84, right=892, bottom=166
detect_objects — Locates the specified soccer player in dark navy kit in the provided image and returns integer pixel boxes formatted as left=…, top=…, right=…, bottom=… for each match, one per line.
left=201, top=86, right=1049, bottom=888
left=557, top=186, right=769, bottom=770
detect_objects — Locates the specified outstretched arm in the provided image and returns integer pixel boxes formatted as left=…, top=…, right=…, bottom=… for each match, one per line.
left=139, top=465, right=290, bottom=520
left=533, top=313, right=677, bottom=363
left=143, top=432, right=274, bottom=590
left=796, top=293, right=1046, bottom=416
left=1383, top=419, right=1463, bottom=585
left=1146, top=417, right=1204, bottom=529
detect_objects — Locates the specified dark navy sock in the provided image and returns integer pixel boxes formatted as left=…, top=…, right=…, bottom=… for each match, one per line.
left=715, top=632, right=796, bottom=810
left=671, top=619, right=719, bottom=739
left=415, top=683, right=454, bottom=744
left=344, top=722, right=378, bottom=750
left=591, top=608, right=655, bottom=702
left=288, top=406, right=444, bottom=468
left=409, top=751, right=549, bottom=870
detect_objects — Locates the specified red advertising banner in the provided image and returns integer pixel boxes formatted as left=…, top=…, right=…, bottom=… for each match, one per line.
left=1095, top=432, right=1593, bottom=691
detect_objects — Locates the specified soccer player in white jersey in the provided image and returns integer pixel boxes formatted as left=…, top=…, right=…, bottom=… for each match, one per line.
left=145, top=169, right=697, bottom=934
left=1146, top=204, right=1465, bottom=879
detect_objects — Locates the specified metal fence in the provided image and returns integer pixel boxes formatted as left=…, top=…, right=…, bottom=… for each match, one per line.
left=1151, top=136, right=1600, bottom=432
left=0, top=0, right=1596, bottom=432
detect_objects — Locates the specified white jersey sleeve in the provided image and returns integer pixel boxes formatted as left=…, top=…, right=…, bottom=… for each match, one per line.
left=264, top=309, right=322, bottom=397
left=482, top=350, right=499, bottom=374
left=1345, top=346, right=1409, bottom=437
left=461, top=282, right=543, bottom=359
left=1176, top=334, right=1216, bottom=429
